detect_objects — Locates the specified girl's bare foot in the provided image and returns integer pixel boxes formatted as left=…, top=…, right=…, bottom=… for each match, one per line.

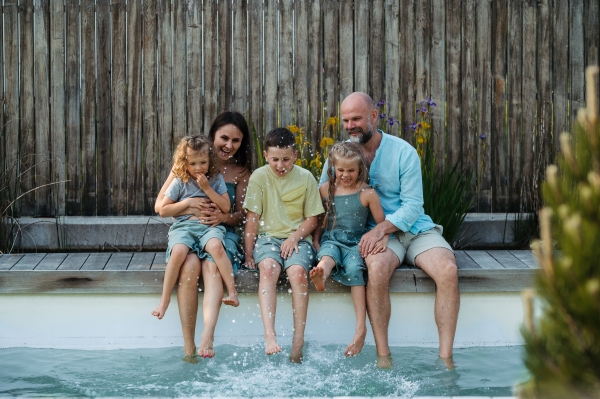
left=344, top=331, right=366, bottom=357
left=289, top=338, right=304, bottom=363
left=309, top=266, right=326, bottom=291
left=198, top=335, right=215, bottom=358
left=151, top=300, right=169, bottom=319
left=222, top=292, right=240, bottom=307
left=376, top=354, right=393, bottom=369
left=265, top=335, right=282, bottom=355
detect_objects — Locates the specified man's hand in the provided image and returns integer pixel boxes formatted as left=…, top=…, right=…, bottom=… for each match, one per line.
left=280, top=237, right=299, bottom=259
left=359, top=225, right=386, bottom=258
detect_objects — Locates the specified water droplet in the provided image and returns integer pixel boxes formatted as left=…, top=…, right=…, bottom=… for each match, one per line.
left=288, top=288, right=292, bottom=294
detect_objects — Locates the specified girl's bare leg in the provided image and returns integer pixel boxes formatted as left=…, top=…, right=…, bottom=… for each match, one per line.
left=177, top=254, right=201, bottom=357
left=345, top=285, right=367, bottom=357
left=152, top=244, right=189, bottom=319
left=198, top=259, right=224, bottom=358
left=309, top=256, right=336, bottom=292
left=258, top=258, right=283, bottom=355
left=204, top=238, right=239, bottom=306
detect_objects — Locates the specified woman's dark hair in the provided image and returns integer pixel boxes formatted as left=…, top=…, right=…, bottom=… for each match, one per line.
left=208, top=111, right=253, bottom=172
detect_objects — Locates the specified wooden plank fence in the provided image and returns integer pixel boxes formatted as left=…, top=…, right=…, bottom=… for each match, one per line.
left=1, top=0, right=599, bottom=217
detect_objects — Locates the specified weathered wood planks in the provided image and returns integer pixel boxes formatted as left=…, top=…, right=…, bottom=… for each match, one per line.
left=1, top=1, right=594, bottom=217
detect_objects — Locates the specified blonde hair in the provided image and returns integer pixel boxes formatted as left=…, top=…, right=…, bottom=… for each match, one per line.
left=324, top=142, right=369, bottom=230
left=172, top=135, right=220, bottom=183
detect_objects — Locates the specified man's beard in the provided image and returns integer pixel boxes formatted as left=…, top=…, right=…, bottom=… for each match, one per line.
left=347, top=125, right=374, bottom=145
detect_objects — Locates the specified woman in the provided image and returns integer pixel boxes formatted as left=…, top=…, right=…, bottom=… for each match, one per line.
left=155, top=111, right=253, bottom=359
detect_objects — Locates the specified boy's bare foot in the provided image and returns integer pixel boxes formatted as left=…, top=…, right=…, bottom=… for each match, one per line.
left=289, top=338, right=304, bottom=363
left=376, top=354, right=393, bottom=369
left=265, top=335, right=282, bottom=355
left=344, top=331, right=366, bottom=357
left=309, top=266, right=326, bottom=291
left=222, top=292, right=240, bottom=307
left=198, top=335, right=215, bottom=358
left=151, top=300, right=169, bottom=319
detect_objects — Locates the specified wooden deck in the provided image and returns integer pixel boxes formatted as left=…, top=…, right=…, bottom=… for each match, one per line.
left=0, top=250, right=539, bottom=294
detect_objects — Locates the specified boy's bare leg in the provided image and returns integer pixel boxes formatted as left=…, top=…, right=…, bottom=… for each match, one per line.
left=177, top=254, right=201, bottom=357
left=198, top=259, right=223, bottom=358
left=152, top=244, right=190, bottom=319
left=414, top=247, right=459, bottom=359
left=309, top=256, right=335, bottom=292
left=286, top=264, right=309, bottom=363
left=258, top=258, right=282, bottom=355
left=204, top=238, right=239, bottom=307
left=345, top=285, right=367, bottom=357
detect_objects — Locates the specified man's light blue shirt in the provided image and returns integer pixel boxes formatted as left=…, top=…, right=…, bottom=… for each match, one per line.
left=319, top=131, right=436, bottom=235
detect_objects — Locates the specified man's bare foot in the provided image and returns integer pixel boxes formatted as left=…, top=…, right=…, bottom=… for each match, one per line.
left=151, top=300, right=169, bottom=319
left=344, top=331, right=366, bottom=357
left=222, top=292, right=240, bottom=307
left=440, top=356, right=455, bottom=370
left=376, top=354, right=393, bottom=369
left=289, top=338, right=304, bottom=363
left=198, top=334, right=215, bottom=358
left=309, top=266, right=326, bottom=291
left=265, top=335, right=282, bottom=355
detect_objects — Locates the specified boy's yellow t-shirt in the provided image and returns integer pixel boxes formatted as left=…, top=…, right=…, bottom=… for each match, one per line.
left=243, top=165, right=324, bottom=241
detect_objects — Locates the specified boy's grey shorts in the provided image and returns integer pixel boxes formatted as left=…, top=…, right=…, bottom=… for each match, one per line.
left=166, top=220, right=226, bottom=263
left=252, top=236, right=316, bottom=273
left=387, top=224, right=453, bottom=266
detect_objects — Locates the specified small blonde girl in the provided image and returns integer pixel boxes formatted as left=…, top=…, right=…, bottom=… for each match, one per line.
left=311, top=142, right=388, bottom=357
left=152, top=135, right=239, bottom=320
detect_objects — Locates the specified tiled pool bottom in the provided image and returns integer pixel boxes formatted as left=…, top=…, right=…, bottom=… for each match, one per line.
left=0, top=344, right=527, bottom=397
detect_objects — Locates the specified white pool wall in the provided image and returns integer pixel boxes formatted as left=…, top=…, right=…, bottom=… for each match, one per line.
left=0, top=292, right=524, bottom=349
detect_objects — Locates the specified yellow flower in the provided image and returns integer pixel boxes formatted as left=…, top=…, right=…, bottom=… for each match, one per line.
left=287, top=125, right=299, bottom=134
left=417, top=149, right=423, bottom=157
left=295, top=136, right=301, bottom=145
left=420, top=122, right=431, bottom=130
left=320, top=137, right=335, bottom=147
left=295, top=159, right=302, bottom=166
left=417, top=137, right=424, bottom=144
left=304, top=141, right=311, bottom=146
left=326, top=116, right=339, bottom=126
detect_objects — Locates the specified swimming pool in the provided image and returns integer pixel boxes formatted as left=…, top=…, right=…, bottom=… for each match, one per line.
left=0, top=344, right=527, bottom=397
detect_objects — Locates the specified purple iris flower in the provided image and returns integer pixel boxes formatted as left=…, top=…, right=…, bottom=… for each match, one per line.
left=377, top=100, right=386, bottom=108
left=379, top=113, right=387, bottom=119
left=479, top=134, right=486, bottom=140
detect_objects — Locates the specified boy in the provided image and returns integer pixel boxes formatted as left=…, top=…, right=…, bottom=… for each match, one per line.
left=243, top=127, right=324, bottom=363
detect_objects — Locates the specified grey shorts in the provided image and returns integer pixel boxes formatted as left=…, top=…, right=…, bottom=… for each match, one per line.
left=387, top=224, right=453, bottom=266
left=252, top=236, right=316, bottom=273
left=166, top=220, right=226, bottom=263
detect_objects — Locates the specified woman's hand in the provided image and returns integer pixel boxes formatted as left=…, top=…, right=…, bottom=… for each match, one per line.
left=200, top=206, right=229, bottom=227
left=184, top=197, right=212, bottom=217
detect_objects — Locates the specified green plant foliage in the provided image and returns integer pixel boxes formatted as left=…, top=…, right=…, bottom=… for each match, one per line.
left=421, top=142, right=474, bottom=246
left=520, top=68, right=600, bottom=399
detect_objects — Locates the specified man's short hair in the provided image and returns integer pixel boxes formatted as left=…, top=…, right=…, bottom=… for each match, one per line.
left=264, top=127, right=296, bottom=150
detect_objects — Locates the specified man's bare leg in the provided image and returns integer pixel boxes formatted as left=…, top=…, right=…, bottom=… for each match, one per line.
left=286, top=264, right=309, bottom=363
left=414, top=247, right=459, bottom=359
left=177, top=254, right=201, bottom=358
left=309, top=255, right=336, bottom=291
left=198, top=260, right=223, bottom=358
left=345, top=285, right=367, bottom=357
left=364, top=249, right=400, bottom=358
left=258, top=258, right=282, bottom=355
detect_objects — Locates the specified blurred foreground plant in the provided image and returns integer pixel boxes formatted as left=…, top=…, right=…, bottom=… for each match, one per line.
left=519, top=66, right=600, bottom=399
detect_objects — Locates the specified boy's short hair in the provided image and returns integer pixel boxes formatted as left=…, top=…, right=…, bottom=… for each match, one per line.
left=264, top=127, right=295, bottom=150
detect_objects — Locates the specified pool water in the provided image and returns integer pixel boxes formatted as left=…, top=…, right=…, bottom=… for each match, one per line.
left=0, top=343, right=527, bottom=397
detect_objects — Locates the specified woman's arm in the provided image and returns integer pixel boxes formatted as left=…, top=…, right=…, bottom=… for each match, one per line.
left=155, top=171, right=211, bottom=217
left=200, top=170, right=249, bottom=227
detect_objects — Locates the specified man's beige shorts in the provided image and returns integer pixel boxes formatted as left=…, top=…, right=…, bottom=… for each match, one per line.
left=387, top=224, right=454, bottom=266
